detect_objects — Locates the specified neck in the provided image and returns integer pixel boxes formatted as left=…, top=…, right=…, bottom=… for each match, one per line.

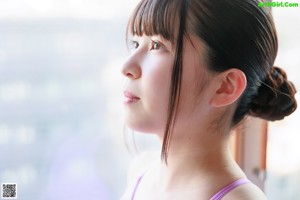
left=153, top=126, right=244, bottom=195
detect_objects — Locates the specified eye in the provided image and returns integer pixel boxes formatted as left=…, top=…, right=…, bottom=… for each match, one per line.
left=150, top=41, right=161, bottom=50
left=128, top=40, right=139, bottom=50
left=133, top=41, right=139, bottom=49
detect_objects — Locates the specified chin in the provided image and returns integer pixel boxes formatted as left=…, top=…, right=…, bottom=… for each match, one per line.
left=125, top=119, right=164, bottom=135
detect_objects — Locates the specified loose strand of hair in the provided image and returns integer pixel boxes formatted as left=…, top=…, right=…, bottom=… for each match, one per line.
left=161, top=0, right=189, bottom=164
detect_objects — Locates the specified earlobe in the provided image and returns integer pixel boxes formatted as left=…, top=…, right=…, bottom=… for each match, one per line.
left=210, top=69, right=247, bottom=107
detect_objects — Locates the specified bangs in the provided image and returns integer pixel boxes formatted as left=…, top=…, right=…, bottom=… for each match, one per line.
left=126, top=0, right=189, bottom=162
left=127, top=0, right=180, bottom=43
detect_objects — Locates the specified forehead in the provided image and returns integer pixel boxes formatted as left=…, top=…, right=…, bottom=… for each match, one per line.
left=127, top=0, right=180, bottom=44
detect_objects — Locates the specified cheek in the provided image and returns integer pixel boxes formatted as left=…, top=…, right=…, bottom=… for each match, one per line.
left=180, top=54, right=198, bottom=101
left=143, top=56, right=172, bottom=99
left=141, top=57, right=173, bottom=128
left=178, top=47, right=209, bottom=116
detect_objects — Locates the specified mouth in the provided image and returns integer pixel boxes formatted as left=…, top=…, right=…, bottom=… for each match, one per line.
left=123, top=90, right=140, bottom=104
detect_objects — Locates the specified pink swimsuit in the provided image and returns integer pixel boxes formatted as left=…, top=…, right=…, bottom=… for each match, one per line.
left=131, top=175, right=250, bottom=200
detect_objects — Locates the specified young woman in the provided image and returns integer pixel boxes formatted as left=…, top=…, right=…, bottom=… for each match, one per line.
left=120, top=0, right=297, bottom=199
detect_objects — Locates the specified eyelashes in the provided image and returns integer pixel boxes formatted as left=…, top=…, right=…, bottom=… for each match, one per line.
left=128, top=40, right=139, bottom=50
left=150, top=41, right=161, bottom=50
left=128, top=40, right=165, bottom=51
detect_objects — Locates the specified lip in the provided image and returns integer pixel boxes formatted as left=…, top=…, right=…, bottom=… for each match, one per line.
left=123, top=90, right=140, bottom=104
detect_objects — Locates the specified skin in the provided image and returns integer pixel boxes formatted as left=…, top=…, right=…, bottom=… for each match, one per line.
left=121, top=34, right=267, bottom=200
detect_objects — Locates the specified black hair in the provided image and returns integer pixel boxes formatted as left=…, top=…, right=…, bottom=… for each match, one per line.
left=127, top=0, right=297, bottom=161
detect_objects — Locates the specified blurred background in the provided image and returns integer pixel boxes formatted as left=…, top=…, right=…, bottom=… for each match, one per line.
left=0, top=0, right=299, bottom=199
left=266, top=4, right=300, bottom=200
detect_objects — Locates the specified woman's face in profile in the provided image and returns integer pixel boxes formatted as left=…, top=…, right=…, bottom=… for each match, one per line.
left=122, top=33, right=213, bottom=135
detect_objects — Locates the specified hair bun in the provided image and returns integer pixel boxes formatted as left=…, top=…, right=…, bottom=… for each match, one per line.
left=249, top=66, right=297, bottom=121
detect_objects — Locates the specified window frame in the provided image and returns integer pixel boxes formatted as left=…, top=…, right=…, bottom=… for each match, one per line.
left=231, top=117, right=268, bottom=190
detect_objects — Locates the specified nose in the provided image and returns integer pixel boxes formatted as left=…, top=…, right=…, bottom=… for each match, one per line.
left=121, top=54, right=142, bottom=80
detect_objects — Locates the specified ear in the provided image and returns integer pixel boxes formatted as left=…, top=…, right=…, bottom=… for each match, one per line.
left=210, top=69, right=247, bottom=107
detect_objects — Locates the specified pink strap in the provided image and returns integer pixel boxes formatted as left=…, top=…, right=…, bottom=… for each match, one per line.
left=210, top=178, right=250, bottom=200
left=132, top=176, right=249, bottom=200
left=131, top=174, right=144, bottom=200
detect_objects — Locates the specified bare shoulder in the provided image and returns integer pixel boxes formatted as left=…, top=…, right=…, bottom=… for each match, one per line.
left=223, top=182, right=268, bottom=200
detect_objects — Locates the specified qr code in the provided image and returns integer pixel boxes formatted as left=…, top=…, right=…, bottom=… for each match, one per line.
left=1, top=183, right=17, bottom=199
